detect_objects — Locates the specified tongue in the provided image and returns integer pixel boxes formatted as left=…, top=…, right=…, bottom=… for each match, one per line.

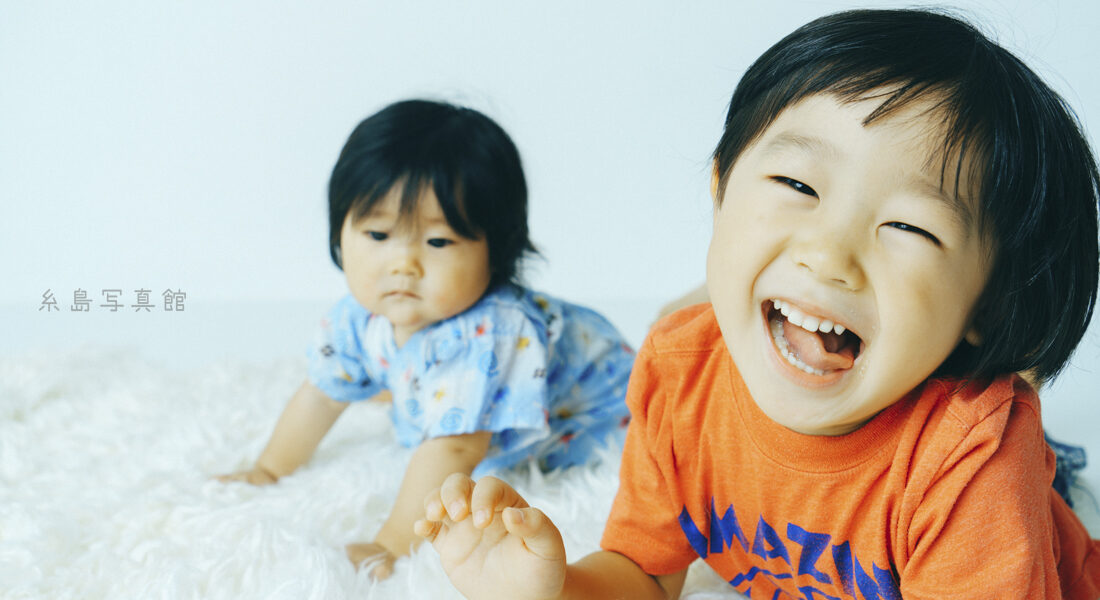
left=782, top=320, right=856, bottom=371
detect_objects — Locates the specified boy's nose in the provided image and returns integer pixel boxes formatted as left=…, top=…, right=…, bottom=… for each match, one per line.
left=789, top=227, right=866, bottom=290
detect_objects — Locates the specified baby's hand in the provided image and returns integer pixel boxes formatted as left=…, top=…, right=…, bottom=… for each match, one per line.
left=346, top=542, right=396, bottom=579
left=414, top=473, right=566, bottom=600
left=215, top=466, right=278, bottom=486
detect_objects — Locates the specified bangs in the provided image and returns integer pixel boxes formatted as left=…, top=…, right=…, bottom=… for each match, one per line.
left=347, top=170, right=482, bottom=241
left=717, top=66, right=995, bottom=233
left=328, top=99, right=533, bottom=289
left=836, top=79, right=989, bottom=237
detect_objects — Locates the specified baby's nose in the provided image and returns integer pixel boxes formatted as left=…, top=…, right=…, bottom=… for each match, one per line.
left=389, top=247, right=423, bottom=278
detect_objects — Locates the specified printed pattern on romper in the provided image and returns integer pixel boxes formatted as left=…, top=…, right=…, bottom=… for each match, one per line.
left=307, top=286, right=635, bottom=474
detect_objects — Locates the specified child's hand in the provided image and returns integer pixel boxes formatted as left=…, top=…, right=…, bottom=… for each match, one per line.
left=215, top=465, right=279, bottom=485
left=346, top=542, right=396, bottom=579
left=415, top=473, right=567, bottom=600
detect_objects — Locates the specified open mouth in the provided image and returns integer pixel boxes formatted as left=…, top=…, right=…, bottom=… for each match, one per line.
left=765, top=299, right=863, bottom=377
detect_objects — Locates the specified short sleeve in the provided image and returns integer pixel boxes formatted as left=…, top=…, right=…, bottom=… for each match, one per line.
left=306, top=296, right=384, bottom=402
left=600, top=336, right=699, bottom=576
left=397, top=301, right=551, bottom=456
left=900, top=389, right=1065, bottom=598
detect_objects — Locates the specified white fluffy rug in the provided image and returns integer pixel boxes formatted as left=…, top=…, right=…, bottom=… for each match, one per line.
left=0, top=350, right=739, bottom=599
left=4, top=349, right=1097, bottom=599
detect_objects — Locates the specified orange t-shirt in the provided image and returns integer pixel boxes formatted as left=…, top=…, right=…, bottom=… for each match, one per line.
left=601, top=305, right=1100, bottom=599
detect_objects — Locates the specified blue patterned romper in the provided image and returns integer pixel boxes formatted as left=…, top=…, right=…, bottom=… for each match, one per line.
left=307, top=285, right=635, bottom=476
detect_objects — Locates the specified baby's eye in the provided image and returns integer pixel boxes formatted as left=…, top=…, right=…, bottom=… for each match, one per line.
left=366, top=231, right=388, bottom=241
left=772, top=176, right=818, bottom=197
left=427, top=238, right=454, bottom=248
left=886, top=222, right=942, bottom=247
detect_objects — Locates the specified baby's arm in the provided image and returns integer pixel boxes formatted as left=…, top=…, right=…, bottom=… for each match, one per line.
left=415, top=474, right=687, bottom=600
left=347, top=431, right=491, bottom=577
left=218, top=379, right=347, bottom=484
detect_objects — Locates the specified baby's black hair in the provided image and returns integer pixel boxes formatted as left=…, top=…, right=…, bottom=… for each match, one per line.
left=713, top=8, right=1099, bottom=382
left=328, top=99, right=536, bottom=290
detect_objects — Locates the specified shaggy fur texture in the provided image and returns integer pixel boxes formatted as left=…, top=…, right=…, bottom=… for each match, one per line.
left=3, top=350, right=1095, bottom=598
left=0, top=350, right=735, bottom=599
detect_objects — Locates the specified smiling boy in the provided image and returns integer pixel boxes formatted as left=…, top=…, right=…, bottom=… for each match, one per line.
left=706, top=93, right=989, bottom=436
left=416, top=9, right=1100, bottom=599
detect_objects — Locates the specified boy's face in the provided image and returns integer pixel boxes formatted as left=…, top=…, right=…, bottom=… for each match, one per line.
left=707, top=93, right=990, bottom=436
left=340, top=186, right=491, bottom=347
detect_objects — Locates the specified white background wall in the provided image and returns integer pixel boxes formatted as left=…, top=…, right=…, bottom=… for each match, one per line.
left=2, top=1, right=1098, bottom=467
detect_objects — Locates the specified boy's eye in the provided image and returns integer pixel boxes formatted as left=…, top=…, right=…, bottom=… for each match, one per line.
left=366, top=231, right=388, bottom=241
left=427, top=238, right=454, bottom=248
left=886, top=222, right=942, bottom=246
left=773, top=176, right=818, bottom=197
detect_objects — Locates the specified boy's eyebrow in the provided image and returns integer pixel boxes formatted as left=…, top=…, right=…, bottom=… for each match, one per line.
left=907, top=175, right=976, bottom=232
left=759, top=132, right=844, bottom=162
left=760, top=131, right=976, bottom=233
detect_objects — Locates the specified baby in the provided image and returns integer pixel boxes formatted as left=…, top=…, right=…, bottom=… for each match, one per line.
left=416, top=9, right=1100, bottom=599
left=219, top=99, right=633, bottom=577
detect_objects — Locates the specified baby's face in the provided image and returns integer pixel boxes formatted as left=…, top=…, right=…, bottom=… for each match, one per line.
left=706, top=93, right=991, bottom=436
left=340, top=186, right=491, bottom=346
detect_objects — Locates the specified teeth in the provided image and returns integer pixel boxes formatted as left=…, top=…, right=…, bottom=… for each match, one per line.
left=771, top=299, right=847, bottom=335
left=788, top=310, right=804, bottom=327
left=801, top=315, right=820, bottom=332
left=770, top=316, right=826, bottom=376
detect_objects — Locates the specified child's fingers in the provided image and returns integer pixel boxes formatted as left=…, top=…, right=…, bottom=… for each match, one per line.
left=469, top=476, right=529, bottom=528
left=245, top=470, right=277, bottom=485
left=423, top=485, right=448, bottom=522
left=215, top=471, right=251, bottom=484
left=346, top=543, right=396, bottom=580
left=215, top=468, right=276, bottom=486
left=413, top=518, right=443, bottom=542
left=501, top=506, right=565, bottom=562
left=437, top=472, right=477, bottom=521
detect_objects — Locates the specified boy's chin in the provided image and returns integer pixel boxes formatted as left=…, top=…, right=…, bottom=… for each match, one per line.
left=751, top=391, right=871, bottom=437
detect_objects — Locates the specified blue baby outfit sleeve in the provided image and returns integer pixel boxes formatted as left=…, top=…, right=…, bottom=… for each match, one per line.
left=306, top=295, right=386, bottom=402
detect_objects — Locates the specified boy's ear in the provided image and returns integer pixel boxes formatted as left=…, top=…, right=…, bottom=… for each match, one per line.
left=964, top=326, right=982, bottom=346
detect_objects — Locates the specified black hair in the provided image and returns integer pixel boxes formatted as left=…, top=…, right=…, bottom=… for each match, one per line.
left=328, top=99, right=536, bottom=290
left=713, top=9, right=1099, bottom=382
